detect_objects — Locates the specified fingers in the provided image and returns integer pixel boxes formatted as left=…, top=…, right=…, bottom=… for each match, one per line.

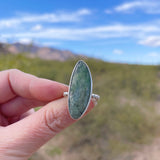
left=0, top=70, right=16, bottom=103
left=0, top=69, right=68, bottom=103
left=9, top=69, right=68, bottom=101
left=0, top=69, right=68, bottom=117
left=5, top=109, right=35, bottom=125
left=0, top=97, right=46, bottom=117
left=2, top=98, right=94, bottom=158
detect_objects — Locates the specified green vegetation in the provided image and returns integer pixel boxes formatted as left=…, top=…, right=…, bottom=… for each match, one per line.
left=46, top=146, right=62, bottom=157
left=1, top=54, right=160, bottom=160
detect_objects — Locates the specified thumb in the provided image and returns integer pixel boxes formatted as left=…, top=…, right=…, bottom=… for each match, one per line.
left=1, top=97, right=94, bottom=159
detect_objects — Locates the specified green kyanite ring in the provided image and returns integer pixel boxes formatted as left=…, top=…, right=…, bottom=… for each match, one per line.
left=63, top=60, right=100, bottom=120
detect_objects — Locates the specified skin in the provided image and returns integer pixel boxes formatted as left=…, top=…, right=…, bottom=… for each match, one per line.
left=0, top=69, right=95, bottom=160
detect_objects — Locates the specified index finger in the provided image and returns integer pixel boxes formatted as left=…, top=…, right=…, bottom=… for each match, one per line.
left=0, top=69, right=68, bottom=103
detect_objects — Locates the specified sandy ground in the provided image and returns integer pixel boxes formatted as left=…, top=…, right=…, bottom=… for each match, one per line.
left=118, top=138, right=160, bottom=160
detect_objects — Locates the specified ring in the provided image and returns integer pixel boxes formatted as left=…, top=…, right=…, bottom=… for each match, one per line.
left=64, top=60, right=100, bottom=120
left=63, top=92, right=100, bottom=101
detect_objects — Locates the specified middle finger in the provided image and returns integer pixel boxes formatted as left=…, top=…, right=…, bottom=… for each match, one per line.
left=0, top=97, right=46, bottom=117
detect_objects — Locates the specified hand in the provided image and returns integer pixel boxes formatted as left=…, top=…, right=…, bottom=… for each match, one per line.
left=0, top=69, right=94, bottom=160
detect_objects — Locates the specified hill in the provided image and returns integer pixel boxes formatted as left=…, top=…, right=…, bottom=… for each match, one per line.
left=0, top=54, right=160, bottom=160
left=0, top=42, right=83, bottom=61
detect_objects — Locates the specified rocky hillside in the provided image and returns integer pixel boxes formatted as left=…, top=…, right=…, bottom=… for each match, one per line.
left=0, top=42, right=82, bottom=61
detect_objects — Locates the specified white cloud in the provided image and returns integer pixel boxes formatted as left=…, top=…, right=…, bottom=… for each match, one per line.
left=31, top=24, right=42, bottom=31
left=113, top=0, right=160, bottom=14
left=1, top=12, right=160, bottom=48
left=139, top=36, right=160, bottom=47
left=115, top=1, right=143, bottom=12
left=76, top=8, right=92, bottom=15
left=148, top=52, right=160, bottom=57
left=19, top=9, right=91, bottom=23
left=0, top=9, right=92, bottom=29
left=113, top=49, right=123, bottom=55
left=0, top=19, right=20, bottom=28
left=1, top=22, right=160, bottom=42
left=17, top=38, right=33, bottom=44
left=105, top=10, right=112, bottom=14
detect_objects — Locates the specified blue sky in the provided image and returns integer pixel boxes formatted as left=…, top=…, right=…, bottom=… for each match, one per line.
left=0, top=0, right=160, bottom=64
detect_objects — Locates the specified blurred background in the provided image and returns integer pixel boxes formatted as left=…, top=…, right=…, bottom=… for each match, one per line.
left=0, top=0, right=160, bottom=160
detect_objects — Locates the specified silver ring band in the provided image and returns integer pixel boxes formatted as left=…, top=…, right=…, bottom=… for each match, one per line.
left=63, top=92, right=100, bottom=101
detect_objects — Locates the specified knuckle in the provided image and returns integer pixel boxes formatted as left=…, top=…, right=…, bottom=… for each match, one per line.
left=8, top=69, right=21, bottom=79
left=44, top=108, right=64, bottom=135
left=9, top=69, right=20, bottom=73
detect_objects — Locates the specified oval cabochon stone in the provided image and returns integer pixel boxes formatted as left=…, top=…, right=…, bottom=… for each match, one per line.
left=68, top=60, right=92, bottom=119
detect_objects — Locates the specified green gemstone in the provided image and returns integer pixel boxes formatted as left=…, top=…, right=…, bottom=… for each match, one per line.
left=68, top=60, right=92, bottom=119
